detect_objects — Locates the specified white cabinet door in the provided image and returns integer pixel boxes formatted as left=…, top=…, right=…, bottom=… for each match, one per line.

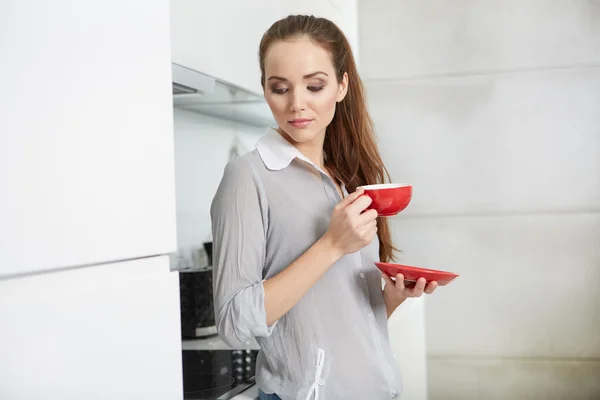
left=0, top=0, right=177, bottom=278
left=170, top=0, right=282, bottom=94
left=170, top=1, right=358, bottom=94
left=0, top=255, right=182, bottom=400
left=388, top=298, right=429, bottom=400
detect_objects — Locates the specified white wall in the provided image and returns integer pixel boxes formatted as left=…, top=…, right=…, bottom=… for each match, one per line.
left=358, top=1, right=600, bottom=399
left=280, top=0, right=360, bottom=63
left=173, top=109, right=264, bottom=254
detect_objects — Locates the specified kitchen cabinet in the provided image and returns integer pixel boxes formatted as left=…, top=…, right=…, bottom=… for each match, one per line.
left=170, top=0, right=282, bottom=94
left=0, top=0, right=177, bottom=277
left=0, top=255, right=182, bottom=399
left=2, top=2, right=183, bottom=398
left=170, top=0, right=359, bottom=95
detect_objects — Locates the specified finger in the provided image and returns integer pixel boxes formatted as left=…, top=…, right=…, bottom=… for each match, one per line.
left=382, top=272, right=395, bottom=287
left=346, top=195, right=373, bottom=215
left=394, top=273, right=406, bottom=291
left=365, top=225, right=378, bottom=242
left=335, top=187, right=364, bottom=209
left=359, top=225, right=377, bottom=246
left=360, top=219, right=377, bottom=233
left=403, top=279, right=417, bottom=289
left=410, top=277, right=427, bottom=297
left=424, top=281, right=438, bottom=294
left=358, top=209, right=378, bottom=224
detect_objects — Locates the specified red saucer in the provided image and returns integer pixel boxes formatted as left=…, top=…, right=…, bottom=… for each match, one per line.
left=375, top=262, right=459, bottom=286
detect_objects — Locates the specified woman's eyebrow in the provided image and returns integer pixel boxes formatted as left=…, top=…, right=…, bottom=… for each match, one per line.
left=267, top=71, right=328, bottom=82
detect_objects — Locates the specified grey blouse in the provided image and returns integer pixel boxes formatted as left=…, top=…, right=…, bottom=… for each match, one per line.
left=211, top=127, right=402, bottom=400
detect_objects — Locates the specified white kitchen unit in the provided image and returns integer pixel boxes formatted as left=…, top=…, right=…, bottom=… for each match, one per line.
left=0, top=0, right=182, bottom=399
left=170, top=0, right=282, bottom=94
left=388, top=296, right=429, bottom=400
left=170, top=0, right=359, bottom=94
left=0, top=256, right=182, bottom=400
left=0, top=0, right=177, bottom=278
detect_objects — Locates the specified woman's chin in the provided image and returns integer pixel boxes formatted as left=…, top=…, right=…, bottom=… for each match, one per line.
left=280, top=126, right=325, bottom=144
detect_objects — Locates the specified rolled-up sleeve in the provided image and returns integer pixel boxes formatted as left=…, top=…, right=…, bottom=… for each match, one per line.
left=210, top=158, right=276, bottom=348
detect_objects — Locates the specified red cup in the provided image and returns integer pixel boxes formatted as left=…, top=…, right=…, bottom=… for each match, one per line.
left=359, top=184, right=412, bottom=217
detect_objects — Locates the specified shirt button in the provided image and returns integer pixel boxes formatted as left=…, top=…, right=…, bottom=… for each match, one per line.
left=369, top=313, right=374, bottom=320
left=318, top=378, right=325, bottom=385
left=359, top=272, right=365, bottom=279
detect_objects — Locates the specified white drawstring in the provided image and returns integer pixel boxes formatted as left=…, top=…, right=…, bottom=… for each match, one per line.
left=304, top=348, right=325, bottom=400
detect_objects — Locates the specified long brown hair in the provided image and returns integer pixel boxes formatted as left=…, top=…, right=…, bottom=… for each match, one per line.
left=259, top=15, right=398, bottom=262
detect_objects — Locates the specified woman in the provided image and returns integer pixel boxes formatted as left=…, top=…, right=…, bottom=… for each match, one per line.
left=211, top=15, right=438, bottom=400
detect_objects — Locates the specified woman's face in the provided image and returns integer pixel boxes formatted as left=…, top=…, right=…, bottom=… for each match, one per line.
left=263, top=36, right=348, bottom=146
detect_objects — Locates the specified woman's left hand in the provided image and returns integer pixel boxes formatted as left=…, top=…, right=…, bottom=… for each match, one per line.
left=382, top=272, right=438, bottom=308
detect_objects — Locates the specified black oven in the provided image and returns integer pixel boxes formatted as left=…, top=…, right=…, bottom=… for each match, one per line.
left=182, top=349, right=258, bottom=399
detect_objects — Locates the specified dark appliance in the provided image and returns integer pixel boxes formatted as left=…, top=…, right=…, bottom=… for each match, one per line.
left=182, top=349, right=258, bottom=399
left=179, top=242, right=217, bottom=338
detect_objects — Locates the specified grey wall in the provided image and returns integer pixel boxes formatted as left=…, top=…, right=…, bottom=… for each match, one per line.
left=358, top=1, right=600, bottom=398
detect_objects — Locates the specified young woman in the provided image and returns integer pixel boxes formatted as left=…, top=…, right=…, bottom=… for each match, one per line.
left=211, top=15, right=438, bottom=400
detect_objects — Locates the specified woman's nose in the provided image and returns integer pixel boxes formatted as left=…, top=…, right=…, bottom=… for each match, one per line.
left=290, top=90, right=307, bottom=112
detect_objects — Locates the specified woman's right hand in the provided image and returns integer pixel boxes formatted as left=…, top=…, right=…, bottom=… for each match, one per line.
left=324, top=187, right=379, bottom=258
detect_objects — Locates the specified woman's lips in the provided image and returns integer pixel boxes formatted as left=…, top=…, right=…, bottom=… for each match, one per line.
left=288, top=118, right=313, bottom=128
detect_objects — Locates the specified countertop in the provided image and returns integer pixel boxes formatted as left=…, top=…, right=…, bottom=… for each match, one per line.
left=182, top=335, right=260, bottom=351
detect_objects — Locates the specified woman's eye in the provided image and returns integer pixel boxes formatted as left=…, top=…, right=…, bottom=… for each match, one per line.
left=271, top=88, right=288, bottom=94
left=308, top=86, right=324, bottom=92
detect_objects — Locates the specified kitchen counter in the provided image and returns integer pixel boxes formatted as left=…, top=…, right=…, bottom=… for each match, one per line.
left=182, top=335, right=260, bottom=351
left=231, top=384, right=258, bottom=399
left=217, top=377, right=258, bottom=400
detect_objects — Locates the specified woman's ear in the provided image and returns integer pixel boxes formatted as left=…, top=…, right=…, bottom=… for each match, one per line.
left=336, top=72, right=349, bottom=102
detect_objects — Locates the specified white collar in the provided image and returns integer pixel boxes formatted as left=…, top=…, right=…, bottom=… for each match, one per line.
left=256, top=127, right=316, bottom=171
left=255, top=127, right=348, bottom=195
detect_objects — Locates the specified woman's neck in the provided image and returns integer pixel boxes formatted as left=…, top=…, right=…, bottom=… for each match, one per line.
left=278, top=127, right=326, bottom=170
